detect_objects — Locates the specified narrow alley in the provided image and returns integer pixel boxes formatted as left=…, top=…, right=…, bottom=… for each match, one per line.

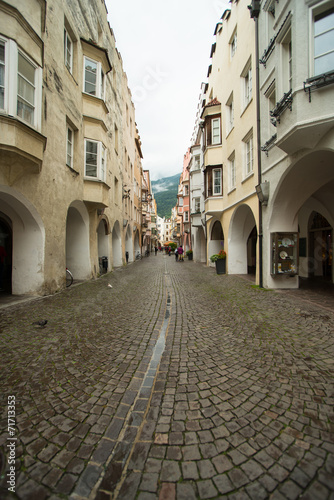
left=0, top=255, right=333, bottom=500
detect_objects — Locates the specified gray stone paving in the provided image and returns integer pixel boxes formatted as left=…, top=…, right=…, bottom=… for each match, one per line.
left=0, top=254, right=333, bottom=499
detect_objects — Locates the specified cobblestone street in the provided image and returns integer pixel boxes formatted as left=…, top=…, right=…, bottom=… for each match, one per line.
left=0, top=254, right=334, bottom=500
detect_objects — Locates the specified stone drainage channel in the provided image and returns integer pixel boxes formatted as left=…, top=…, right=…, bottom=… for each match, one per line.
left=79, top=266, right=172, bottom=499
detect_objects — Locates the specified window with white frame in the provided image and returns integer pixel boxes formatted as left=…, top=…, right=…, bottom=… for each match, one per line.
left=194, top=197, right=201, bottom=213
left=226, top=93, right=234, bottom=134
left=179, top=197, right=183, bottom=207
left=243, top=131, right=254, bottom=177
left=85, top=139, right=106, bottom=181
left=66, top=125, right=74, bottom=168
left=212, top=117, right=221, bottom=145
left=64, top=28, right=73, bottom=73
left=228, top=152, right=236, bottom=191
left=83, top=56, right=105, bottom=99
left=213, top=168, right=222, bottom=195
left=266, top=81, right=277, bottom=133
left=194, top=155, right=200, bottom=169
left=313, top=6, right=334, bottom=75
left=230, top=30, right=237, bottom=58
left=0, top=37, right=42, bottom=129
left=184, top=184, right=189, bottom=196
left=241, top=59, right=252, bottom=109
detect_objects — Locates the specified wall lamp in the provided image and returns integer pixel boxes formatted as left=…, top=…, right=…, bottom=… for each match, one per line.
left=256, top=181, right=270, bottom=206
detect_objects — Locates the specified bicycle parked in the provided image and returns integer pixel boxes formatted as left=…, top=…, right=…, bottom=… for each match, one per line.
left=135, top=252, right=142, bottom=260
left=66, top=268, right=73, bottom=287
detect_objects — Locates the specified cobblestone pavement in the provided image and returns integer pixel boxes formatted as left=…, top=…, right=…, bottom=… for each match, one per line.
left=0, top=254, right=333, bottom=500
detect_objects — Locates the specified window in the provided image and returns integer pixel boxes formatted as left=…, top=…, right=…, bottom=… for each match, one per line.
left=212, top=118, right=221, bottom=145
left=83, top=56, right=105, bottom=99
left=226, top=93, right=234, bottom=134
left=0, top=41, right=4, bottom=109
left=64, top=29, right=73, bottom=73
left=0, top=38, right=42, bottom=129
left=85, top=140, right=106, bottom=181
left=242, top=59, right=252, bottom=109
left=230, top=30, right=237, bottom=58
left=228, top=153, right=236, bottom=191
left=66, top=125, right=74, bottom=167
left=194, top=198, right=201, bottom=213
left=179, top=197, right=183, bottom=207
left=281, top=28, right=292, bottom=93
left=184, top=185, right=189, bottom=196
left=213, top=168, right=222, bottom=195
left=17, top=52, right=36, bottom=125
left=314, top=7, right=334, bottom=75
left=243, top=131, right=254, bottom=177
left=184, top=211, right=189, bottom=223
left=194, top=155, right=200, bottom=169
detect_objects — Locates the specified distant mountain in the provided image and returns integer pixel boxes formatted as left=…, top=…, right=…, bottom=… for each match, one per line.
left=151, top=173, right=180, bottom=218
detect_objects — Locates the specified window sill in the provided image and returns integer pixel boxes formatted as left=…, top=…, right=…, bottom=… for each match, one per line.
left=240, top=97, right=253, bottom=118
left=226, top=126, right=234, bottom=139
left=241, top=172, right=254, bottom=184
left=228, top=187, right=236, bottom=195
left=84, top=177, right=110, bottom=189
left=66, top=164, right=80, bottom=176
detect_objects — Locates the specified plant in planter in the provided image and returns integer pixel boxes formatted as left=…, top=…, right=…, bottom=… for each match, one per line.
left=186, top=249, right=193, bottom=260
left=210, top=250, right=226, bottom=274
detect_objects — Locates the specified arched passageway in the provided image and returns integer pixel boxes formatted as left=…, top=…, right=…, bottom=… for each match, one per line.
left=125, top=225, right=134, bottom=263
left=0, top=189, right=44, bottom=295
left=66, top=202, right=91, bottom=281
left=228, top=204, right=257, bottom=275
left=208, top=220, right=224, bottom=262
left=97, top=218, right=110, bottom=273
left=267, top=149, right=334, bottom=287
left=112, top=220, right=122, bottom=267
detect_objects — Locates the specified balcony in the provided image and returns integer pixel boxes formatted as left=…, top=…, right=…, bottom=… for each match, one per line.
left=204, top=196, right=224, bottom=217
left=83, top=179, right=110, bottom=208
left=191, top=211, right=203, bottom=227
left=0, top=115, right=46, bottom=177
left=274, top=87, right=334, bottom=155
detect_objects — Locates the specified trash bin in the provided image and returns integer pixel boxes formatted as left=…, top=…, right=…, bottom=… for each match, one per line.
left=101, top=256, right=108, bottom=272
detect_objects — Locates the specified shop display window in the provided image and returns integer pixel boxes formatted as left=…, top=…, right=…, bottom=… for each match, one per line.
left=271, top=232, right=299, bottom=276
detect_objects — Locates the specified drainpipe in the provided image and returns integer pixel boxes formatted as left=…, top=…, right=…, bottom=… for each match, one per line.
left=249, top=2, right=263, bottom=288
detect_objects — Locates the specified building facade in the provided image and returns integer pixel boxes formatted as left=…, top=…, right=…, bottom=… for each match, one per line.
left=0, top=0, right=148, bottom=295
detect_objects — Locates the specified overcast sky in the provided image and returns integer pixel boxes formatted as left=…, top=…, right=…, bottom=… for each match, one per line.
left=105, top=0, right=230, bottom=180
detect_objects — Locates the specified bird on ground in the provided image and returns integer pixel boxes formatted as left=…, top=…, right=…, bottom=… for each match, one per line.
left=32, top=320, right=48, bottom=327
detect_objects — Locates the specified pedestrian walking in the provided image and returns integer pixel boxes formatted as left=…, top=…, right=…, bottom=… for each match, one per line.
left=155, top=246, right=158, bottom=256
left=175, top=248, right=178, bottom=261
left=177, top=245, right=184, bottom=261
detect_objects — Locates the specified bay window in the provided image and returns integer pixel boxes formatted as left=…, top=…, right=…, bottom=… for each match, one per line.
left=212, top=118, right=221, bottom=145
left=0, top=37, right=42, bottom=129
left=85, top=139, right=107, bottom=181
left=84, top=56, right=105, bottom=99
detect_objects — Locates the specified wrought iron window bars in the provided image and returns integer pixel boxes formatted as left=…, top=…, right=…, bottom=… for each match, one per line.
left=270, top=89, right=292, bottom=124
left=304, top=70, right=334, bottom=102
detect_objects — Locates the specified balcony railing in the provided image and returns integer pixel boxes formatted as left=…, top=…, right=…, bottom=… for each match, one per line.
left=304, top=70, right=334, bottom=102
left=261, top=134, right=277, bottom=156
left=270, top=90, right=292, bottom=125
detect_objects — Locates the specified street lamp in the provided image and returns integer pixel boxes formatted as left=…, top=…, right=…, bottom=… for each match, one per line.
left=255, top=182, right=270, bottom=206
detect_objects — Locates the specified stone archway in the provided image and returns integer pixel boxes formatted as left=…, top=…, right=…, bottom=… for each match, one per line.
left=66, top=201, right=91, bottom=281
left=266, top=149, right=334, bottom=287
left=0, top=189, right=44, bottom=295
left=125, top=224, right=134, bottom=263
left=208, top=220, right=224, bottom=264
left=97, top=218, right=109, bottom=272
left=228, top=204, right=257, bottom=275
left=112, top=220, right=122, bottom=267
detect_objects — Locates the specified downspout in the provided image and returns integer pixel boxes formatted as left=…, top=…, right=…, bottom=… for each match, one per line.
left=249, top=2, right=263, bottom=288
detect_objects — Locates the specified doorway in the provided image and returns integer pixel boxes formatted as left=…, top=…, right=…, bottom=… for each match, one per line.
left=0, top=214, right=12, bottom=293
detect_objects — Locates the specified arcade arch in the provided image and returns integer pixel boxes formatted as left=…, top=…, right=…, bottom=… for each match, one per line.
left=0, top=188, right=45, bottom=295
left=66, top=201, right=91, bottom=280
left=228, top=204, right=257, bottom=275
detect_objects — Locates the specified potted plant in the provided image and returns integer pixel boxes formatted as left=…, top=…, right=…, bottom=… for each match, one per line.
left=210, top=250, right=226, bottom=274
left=186, top=249, right=193, bottom=261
